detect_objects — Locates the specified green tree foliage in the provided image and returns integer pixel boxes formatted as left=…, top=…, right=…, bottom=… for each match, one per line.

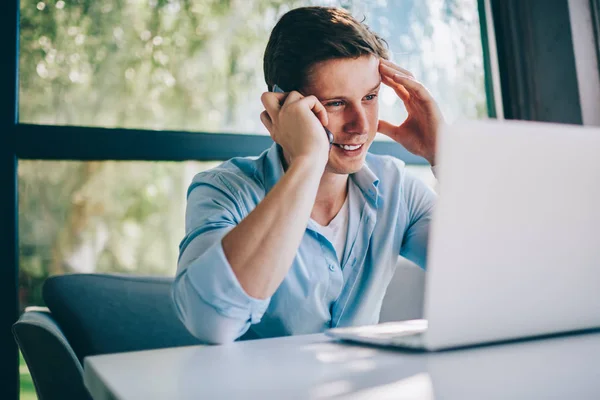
left=20, top=0, right=296, bottom=131
left=18, top=0, right=486, bottom=310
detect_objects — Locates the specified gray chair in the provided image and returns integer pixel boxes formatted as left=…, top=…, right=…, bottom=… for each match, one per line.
left=12, top=274, right=206, bottom=400
left=379, top=258, right=426, bottom=323
left=13, top=307, right=92, bottom=400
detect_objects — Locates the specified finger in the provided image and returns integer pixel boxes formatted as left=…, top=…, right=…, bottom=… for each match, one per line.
left=261, top=91, right=287, bottom=107
left=391, top=74, right=432, bottom=101
left=378, top=119, right=412, bottom=147
left=381, top=75, right=410, bottom=102
left=382, top=69, right=428, bottom=101
left=377, top=119, right=397, bottom=138
left=275, top=92, right=290, bottom=106
left=284, top=90, right=304, bottom=105
left=380, top=58, right=415, bottom=78
left=379, top=63, right=414, bottom=83
left=260, top=110, right=273, bottom=133
left=261, top=92, right=285, bottom=120
left=301, top=95, right=329, bottom=126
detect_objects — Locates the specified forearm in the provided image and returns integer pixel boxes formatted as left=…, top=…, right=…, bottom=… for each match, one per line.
left=222, top=156, right=323, bottom=299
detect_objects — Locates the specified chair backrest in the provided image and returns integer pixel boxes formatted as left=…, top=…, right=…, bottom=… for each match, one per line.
left=15, top=273, right=261, bottom=399
left=42, top=273, right=202, bottom=363
left=379, top=258, right=425, bottom=323
left=13, top=309, right=92, bottom=400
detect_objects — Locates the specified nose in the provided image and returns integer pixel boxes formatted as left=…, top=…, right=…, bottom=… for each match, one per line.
left=344, top=104, right=369, bottom=134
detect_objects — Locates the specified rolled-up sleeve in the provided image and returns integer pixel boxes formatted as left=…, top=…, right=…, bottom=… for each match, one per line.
left=172, top=173, right=271, bottom=344
left=399, top=172, right=436, bottom=269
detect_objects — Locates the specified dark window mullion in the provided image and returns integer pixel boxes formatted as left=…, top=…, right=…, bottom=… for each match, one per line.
left=591, top=0, right=600, bottom=73
left=16, top=124, right=429, bottom=164
left=16, top=124, right=274, bottom=161
left=1, top=0, right=19, bottom=399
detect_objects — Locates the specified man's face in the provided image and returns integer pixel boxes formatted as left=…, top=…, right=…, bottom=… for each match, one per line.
left=303, top=55, right=381, bottom=175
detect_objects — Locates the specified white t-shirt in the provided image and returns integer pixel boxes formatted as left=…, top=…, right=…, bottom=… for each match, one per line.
left=311, top=195, right=350, bottom=264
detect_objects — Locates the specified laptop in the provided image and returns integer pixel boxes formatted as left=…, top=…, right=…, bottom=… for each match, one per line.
left=326, top=119, right=600, bottom=351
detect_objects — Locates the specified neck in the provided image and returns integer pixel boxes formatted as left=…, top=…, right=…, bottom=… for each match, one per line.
left=279, top=147, right=349, bottom=225
left=311, top=171, right=349, bottom=226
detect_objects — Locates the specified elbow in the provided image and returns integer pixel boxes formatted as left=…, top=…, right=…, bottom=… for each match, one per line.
left=171, top=277, right=248, bottom=345
left=187, top=321, right=242, bottom=345
left=182, top=311, right=241, bottom=345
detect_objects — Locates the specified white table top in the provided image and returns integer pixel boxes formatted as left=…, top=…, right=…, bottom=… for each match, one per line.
left=84, top=331, right=600, bottom=400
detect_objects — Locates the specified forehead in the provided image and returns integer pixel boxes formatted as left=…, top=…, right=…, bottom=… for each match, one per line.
left=304, top=55, right=381, bottom=98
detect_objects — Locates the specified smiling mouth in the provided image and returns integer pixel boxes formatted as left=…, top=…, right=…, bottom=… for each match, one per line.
left=333, top=143, right=364, bottom=151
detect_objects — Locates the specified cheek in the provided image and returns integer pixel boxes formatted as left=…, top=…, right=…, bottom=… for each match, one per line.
left=367, top=104, right=379, bottom=130
left=370, top=101, right=379, bottom=118
left=326, top=111, right=347, bottom=130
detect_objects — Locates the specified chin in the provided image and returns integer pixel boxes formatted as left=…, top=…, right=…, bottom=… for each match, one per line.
left=326, top=140, right=372, bottom=175
left=325, top=159, right=365, bottom=175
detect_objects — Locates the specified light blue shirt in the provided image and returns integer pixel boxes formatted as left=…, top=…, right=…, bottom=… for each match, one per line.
left=172, top=143, right=436, bottom=344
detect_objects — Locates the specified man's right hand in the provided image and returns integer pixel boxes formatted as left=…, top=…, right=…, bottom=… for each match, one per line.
left=260, top=91, right=330, bottom=170
left=219, top=92, right=332, bottom=300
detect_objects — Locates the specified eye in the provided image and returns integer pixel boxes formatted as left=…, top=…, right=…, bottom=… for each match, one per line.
left=364, top=94, right=378, bottom=101
left=325, top=100, right=344, bottom=108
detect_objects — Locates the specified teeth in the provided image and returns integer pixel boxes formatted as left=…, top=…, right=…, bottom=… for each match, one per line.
left=340, top=144, right=362, bottom=151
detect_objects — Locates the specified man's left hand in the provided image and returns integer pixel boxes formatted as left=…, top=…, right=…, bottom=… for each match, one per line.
left=378, top=59, right=444, bottom=166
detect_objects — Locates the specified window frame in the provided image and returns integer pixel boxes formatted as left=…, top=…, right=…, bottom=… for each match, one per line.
left=1, top=1, right=19, bottom=399
left=2, top=1, right=502, bottom=399
left=15, top=124, right=428, bottom=163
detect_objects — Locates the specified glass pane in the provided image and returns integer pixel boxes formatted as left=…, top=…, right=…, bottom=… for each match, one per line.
left=20, top=351, right=37, bottom=400
left=19, top=0, right=487, bottom=134
left=18, top=160, right=219, bottom=310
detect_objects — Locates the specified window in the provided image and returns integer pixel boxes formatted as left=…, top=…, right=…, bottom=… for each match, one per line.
left=18, top=160, right=219, bottom=305
left=14, top=1, right=490, bottom=399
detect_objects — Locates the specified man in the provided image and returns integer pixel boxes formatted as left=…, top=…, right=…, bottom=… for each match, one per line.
left=172, top=6, right=442, bottom=344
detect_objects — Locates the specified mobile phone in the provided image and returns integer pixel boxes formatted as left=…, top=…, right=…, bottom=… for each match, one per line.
left=272, top=84, right=334, bottom=147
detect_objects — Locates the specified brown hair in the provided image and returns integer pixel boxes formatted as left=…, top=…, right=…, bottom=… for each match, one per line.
left=263, top=6, right=389, bottom=92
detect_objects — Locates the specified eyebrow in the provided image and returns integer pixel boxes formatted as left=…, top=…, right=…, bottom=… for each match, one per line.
left=321, top=82, right=381, bottom=101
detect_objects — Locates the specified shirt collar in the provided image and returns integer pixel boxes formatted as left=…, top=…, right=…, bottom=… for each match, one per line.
left=262, top=142, right=380, bottom=208
left=351, top=160, right=380, bottom=208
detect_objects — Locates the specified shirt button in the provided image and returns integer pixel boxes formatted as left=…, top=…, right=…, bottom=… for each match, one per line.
left=328, top=264, right=335, bottom=272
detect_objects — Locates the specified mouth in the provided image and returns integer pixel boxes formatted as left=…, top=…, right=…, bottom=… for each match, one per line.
left=333, top=143, right=365, bottom=154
